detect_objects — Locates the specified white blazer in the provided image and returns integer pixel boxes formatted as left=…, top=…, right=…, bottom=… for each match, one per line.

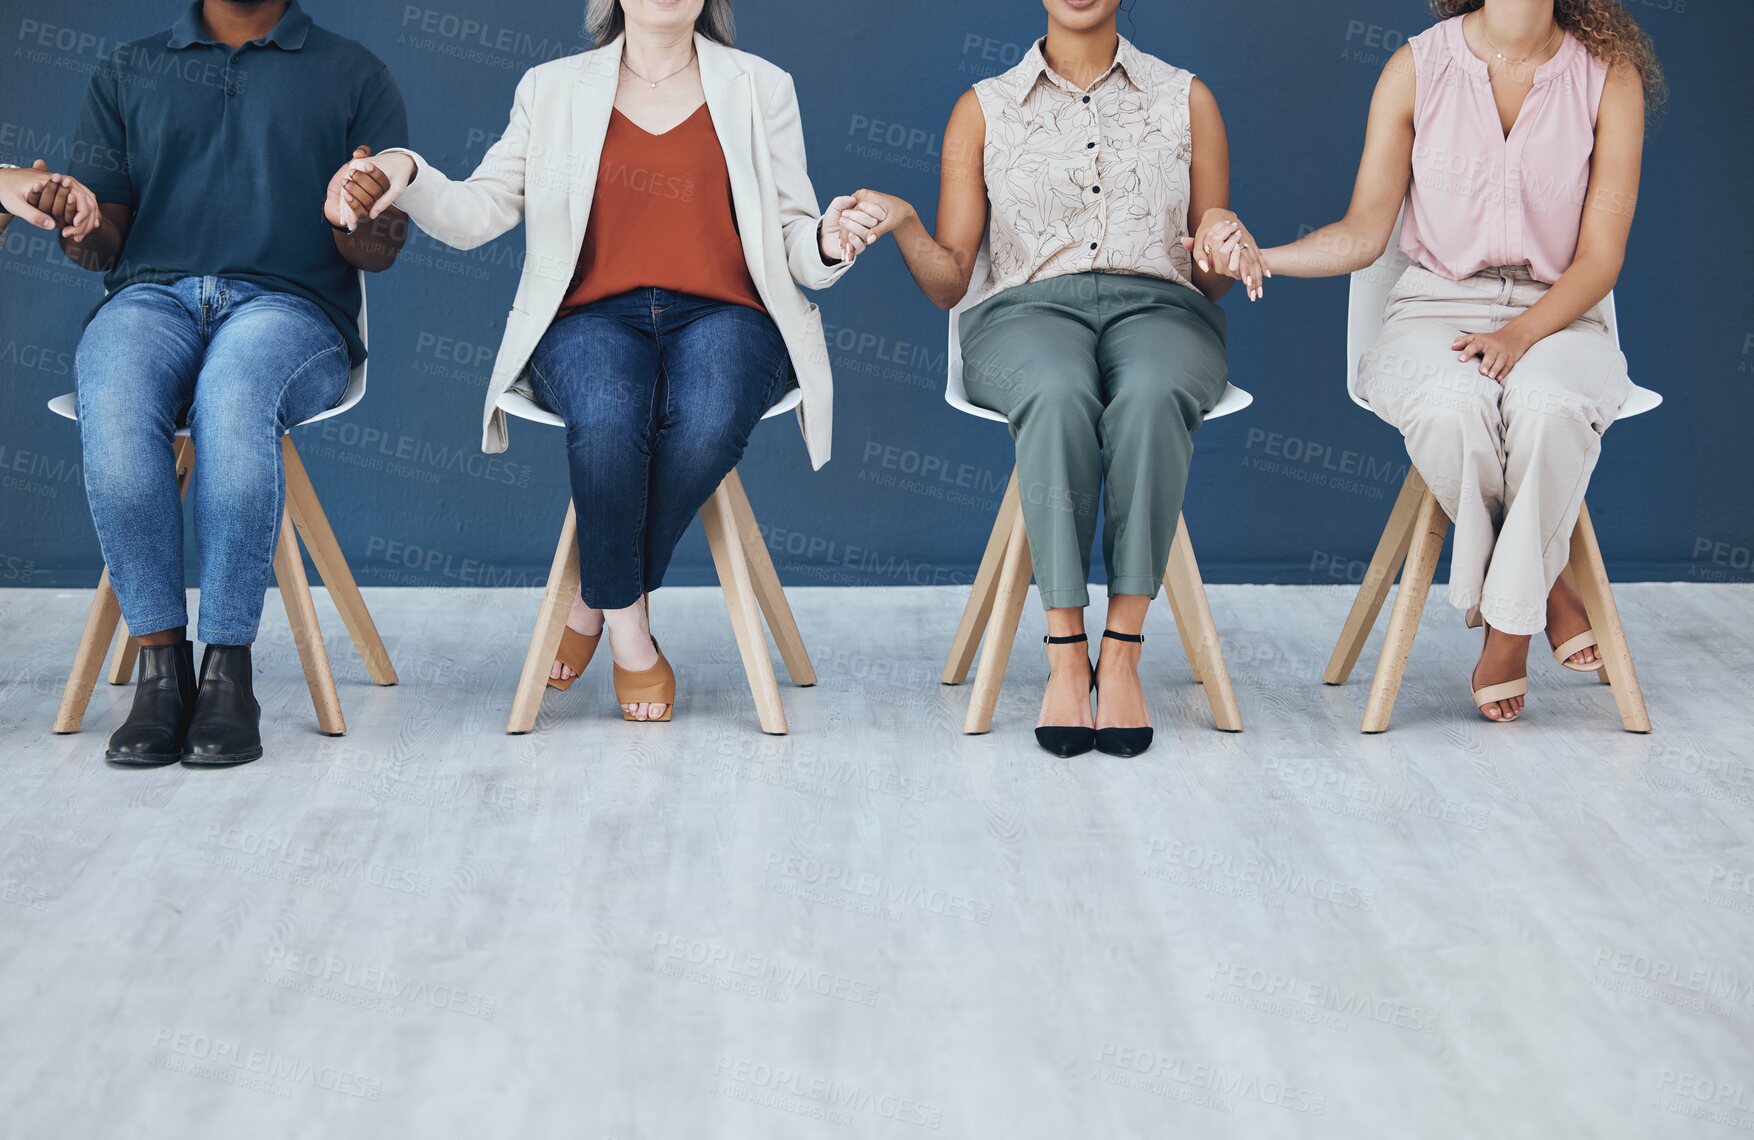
left=382, top=34, right=850, bottom=468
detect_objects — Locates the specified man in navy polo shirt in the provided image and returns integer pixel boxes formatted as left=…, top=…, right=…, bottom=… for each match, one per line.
left=40, top=0, right=409, bottom=768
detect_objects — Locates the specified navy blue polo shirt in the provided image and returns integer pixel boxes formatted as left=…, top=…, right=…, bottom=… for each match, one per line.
left=69, top=1, right=407, bottom=363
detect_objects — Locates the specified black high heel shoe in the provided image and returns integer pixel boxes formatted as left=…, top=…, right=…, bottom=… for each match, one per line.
left=1035, top=634, right=1096, bottom=758
left=1094, top=630, right=1153, bottom=757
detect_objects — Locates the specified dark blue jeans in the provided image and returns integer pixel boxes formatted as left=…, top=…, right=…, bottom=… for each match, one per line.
left=529, top=289, right=790, bottom=610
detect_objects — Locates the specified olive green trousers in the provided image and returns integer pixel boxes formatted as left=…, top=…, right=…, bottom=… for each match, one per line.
left=961, top=273, right=1228, bottom=610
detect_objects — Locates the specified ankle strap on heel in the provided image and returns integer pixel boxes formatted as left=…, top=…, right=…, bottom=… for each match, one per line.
left=1101, top=630, right=1144, bottom=644
left=1044, top=634, right=1089, bottom=645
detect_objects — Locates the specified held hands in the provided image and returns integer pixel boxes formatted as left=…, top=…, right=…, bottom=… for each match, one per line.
left=3, top=162, right=102, bottom=241
left=821, top=191, right=904, bottom=263
left=325, top=146, right=415, bottom=231
left=1183, top=208, right=1267, bottom=301
left=1453, top=325, right=1536, bottom=382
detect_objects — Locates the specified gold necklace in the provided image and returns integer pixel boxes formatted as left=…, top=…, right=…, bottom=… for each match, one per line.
left=1477, top=14, right=1561, bottom=66
left=621, top=52, right=696, bottom=89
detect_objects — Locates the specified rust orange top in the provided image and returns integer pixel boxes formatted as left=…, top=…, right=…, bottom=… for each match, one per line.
left=559, top=104, right=766, bottom=316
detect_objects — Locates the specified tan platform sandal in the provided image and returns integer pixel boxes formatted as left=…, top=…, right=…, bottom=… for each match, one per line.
left=1549, top=630, right=1604, bottom=673
left=614, top=639, right=675, bottom=722
left=546, top=626, right=601, bottom=693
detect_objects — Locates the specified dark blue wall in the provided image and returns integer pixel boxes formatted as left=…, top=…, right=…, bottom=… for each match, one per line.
left=3, top=0, right=1750, bottom=593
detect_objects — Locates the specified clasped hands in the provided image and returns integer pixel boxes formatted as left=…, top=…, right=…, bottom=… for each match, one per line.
left=325, top=147, right=414, bottom=231
left=0, top=161, right=101, bottom=241
left=321, top=146, right=902, bottom=267
left=1184, top=208, right=1267, bottom=301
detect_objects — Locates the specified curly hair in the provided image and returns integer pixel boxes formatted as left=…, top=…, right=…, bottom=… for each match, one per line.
left=1431, top=0, right=1666, bottom=109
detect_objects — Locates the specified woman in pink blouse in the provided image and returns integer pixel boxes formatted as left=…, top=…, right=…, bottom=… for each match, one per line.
left=1235, top=0, right=1662, bottom=724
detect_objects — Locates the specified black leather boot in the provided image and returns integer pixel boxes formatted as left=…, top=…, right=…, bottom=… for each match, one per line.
left=106, top=640, right=197, bottom=767
left=183, top=644, right=263, bottom=766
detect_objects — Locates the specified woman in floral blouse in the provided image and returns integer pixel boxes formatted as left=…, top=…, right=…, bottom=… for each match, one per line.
left=852, top=0, right=1263, bottom=758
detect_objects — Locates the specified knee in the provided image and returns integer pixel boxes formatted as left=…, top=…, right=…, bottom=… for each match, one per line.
left=1391, top=381, right=1497, bottom=452
left=1105, top=383, right=1201, bottom=444
left=1502, top=371, right=1598, bottom=436
left=188, top=390, right=282, bottom=454
left=75, top=379, right=177, bottom=473
left=539, top=368, right=647, bottom=443
left=74, top=371, right=144, bottom=438
left=1013, top=384, right=1101, bottom=441
left=75, top=342, right=170, bottom=439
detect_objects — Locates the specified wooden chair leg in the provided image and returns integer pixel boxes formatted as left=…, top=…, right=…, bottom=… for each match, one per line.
left=703, top=482, right=788, bottom=735
left=282, top=438, right=397, bottom=686
left=273, top=509, right=346, bottom=736
left=507, top=503, right=579, bottom=735
left=1162, top=515, right=1244, bottom=732
left=53, top=567, right=125, bottom=734
left=1159, top=563, right=1204, bottom=685
left=944, top=469, right=1021, bottom=686
left=108, top=437, right=196, bottom=686
left=1361, top=489, right=1449, bottom=733
left=721, top=469, right=815, bottom=688
left=1325, top=469, right=1428, bottom=685
left=1560, top=564, right=1615, bottom=688
left=963, top=509, right=1032, bottom=735
left=107, top=621, right=140, bottom=687
left=1566, top=502, right=1651, bottom=733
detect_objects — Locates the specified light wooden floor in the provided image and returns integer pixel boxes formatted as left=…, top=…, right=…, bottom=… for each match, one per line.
left=2, top=584, right=1751, bottom=1139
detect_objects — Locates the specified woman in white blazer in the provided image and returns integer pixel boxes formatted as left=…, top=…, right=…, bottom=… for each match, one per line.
left=328, top=0, right=883, bottom=722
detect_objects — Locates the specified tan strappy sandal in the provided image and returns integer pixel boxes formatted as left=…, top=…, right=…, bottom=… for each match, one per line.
left=1549, top=630, right=1604, bottom=673
left=547, top=626, right=601, bottom=693
left=1471, top=673, right=1527, bottom=723
left=1470, top=625, right=1527, bottom=723
left=614, top=639, right=675, bottom=722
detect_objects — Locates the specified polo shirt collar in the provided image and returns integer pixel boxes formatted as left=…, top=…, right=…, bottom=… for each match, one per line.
left=168, top=0, right=313, bottom=50
left=1015, top=34, right=1148, bottom=104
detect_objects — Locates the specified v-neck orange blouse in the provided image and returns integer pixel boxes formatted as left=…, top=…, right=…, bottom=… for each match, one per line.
left=558, top=103, right=766, bottom=316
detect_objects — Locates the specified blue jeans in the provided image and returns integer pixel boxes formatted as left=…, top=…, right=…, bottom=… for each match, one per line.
left=75, top=277, right=350, bottom=644
left=530, top=289, right=790, bottom=610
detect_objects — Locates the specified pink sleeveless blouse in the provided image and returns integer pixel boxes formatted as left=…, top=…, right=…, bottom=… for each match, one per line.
left=1401, top=15, right=1608, bottom=285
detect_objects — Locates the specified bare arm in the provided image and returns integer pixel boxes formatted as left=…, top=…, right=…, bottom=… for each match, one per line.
left=849, top=90, right=988, bottom=310
left=1503, top=66, right=1643, bottom=344
left=1184, top=78, right=1264, bottom=303
left=1259, top=45, right=1416, bottom=278
left=1452, top=64, right=1645, bottom=381
left=0, top=165, right=61, bottom=236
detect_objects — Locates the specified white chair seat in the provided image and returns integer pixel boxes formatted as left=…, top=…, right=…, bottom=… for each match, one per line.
left=45, top=274, right=372, bottom=433
left=943, top=245, right=1254, bottom=425
left=47, top=381, right=368, bottom=433
left=1347, top=376, right=1661, bottom=420
left=1347, top=215, right=1660, bottom=419
left=496, top=384, right=803, bottom=429
left=945, top=379, right=1253, bottom=425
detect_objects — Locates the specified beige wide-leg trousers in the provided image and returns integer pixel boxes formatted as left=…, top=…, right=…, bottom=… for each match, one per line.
left=1356, top=265, right=1632, bottom=636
